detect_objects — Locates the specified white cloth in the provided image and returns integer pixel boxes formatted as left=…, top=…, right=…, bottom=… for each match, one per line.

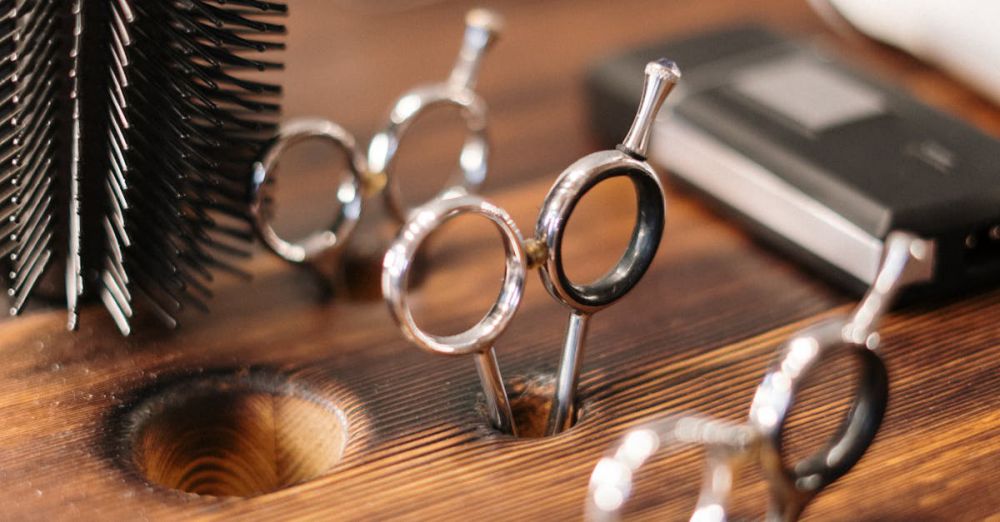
left=811, top=0, right=1000, bottom=105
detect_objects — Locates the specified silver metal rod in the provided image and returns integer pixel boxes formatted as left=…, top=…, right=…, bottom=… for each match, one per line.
left=846, top=231, right=931, bottom=344
left=474, top=347, right=519, bottom=437
left=547, top=310, right=591, bottom=435
left=447, top=9, right=504, bottom=91
left=621, top=59, right=681, bottom=159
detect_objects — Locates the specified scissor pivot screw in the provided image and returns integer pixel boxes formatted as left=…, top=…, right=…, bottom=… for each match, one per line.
left=362, top=169, right=388, bottom=197
left=525, top=238, right=548, bottom=269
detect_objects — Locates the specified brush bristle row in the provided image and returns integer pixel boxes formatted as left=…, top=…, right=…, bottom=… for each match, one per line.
left=0, top=0, right=286, bottom=333
left=1, top=1, right=65, bottom=315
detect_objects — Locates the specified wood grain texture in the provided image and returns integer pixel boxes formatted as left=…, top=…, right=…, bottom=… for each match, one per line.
left=0, top=0, right=998, bottom=520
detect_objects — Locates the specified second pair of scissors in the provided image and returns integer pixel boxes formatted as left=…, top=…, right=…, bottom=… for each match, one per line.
left=249, top=9, right=503, bottom=266
left=383, top=60, right=682, bottom=437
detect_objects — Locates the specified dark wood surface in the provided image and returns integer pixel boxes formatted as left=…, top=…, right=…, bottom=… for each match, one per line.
left=1, top=0, right=998, bottom=519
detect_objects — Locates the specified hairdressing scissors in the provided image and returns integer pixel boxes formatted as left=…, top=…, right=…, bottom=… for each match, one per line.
left=587, top=231, right=932, bottom=521
left=382, top=59, right=681, bottom=437
left=248, top=9, right=502, bottom=266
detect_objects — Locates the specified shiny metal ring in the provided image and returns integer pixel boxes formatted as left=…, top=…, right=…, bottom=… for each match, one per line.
left=381, top=194, right=527, bottom=356
left=368, top=85, right=489, bottom=223
left=749, top=317, right=888, bottom=519
left=587, top=416, right=757, bottom=522
left=249, top=118, right=366, bottom=264
left=535, top=149, right=666, bottom=313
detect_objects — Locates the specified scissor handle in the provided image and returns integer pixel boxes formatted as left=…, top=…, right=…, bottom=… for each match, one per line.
left=748, top=232, right=929, bottom=520
left=749, top=317, right=889, bottom=521
left=534, top=152, right=666, bottom=313
left=249, top=118, right=367, bottom=265
left=587, top=416, right=756, bottom=522
left=382, top=194, right=527, bottom=357
left=368, top=9, right=502, bottom=223
left=534, top=59, right=677, bottom=313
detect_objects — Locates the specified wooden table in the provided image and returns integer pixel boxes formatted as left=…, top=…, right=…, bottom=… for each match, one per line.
left=0, top=0, right=997, bottom=519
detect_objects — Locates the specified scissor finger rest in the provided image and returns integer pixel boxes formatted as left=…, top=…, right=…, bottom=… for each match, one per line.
left=534, top=59, right=679, bottom=312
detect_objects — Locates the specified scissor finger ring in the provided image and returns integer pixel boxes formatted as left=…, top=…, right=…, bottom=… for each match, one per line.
left=383, top=195, right=528, bottom=357
left=249, top=118, right=366, bottom=264
left=535, top=150, right=666, bottom=312
left=749, top=317, right=888, bottom=520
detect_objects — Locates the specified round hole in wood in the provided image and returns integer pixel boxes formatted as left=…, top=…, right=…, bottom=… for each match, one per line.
left=126, top=373, right=348, bottom=498
left=484, top=374, right=585, bottom=438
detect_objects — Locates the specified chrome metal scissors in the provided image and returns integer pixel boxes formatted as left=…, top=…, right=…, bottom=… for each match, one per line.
left=587, top=231, right=932, bottom=521
left=248, top=9, right=502, bottom=266
left=382, top=59, right=681, bottom=437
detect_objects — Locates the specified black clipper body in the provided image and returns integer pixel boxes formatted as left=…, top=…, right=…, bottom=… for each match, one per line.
left=588, top=26, right=1000, bottom=297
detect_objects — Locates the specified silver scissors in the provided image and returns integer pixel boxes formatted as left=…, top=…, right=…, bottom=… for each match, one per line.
left=382, top=59, right=681, bottom=437
left=587, top=231, right=933, bottom=521
left=248, top=9, right=503, bottom=266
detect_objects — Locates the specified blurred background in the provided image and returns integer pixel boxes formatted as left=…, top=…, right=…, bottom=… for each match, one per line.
left=271, top=0, right=1000, bottom=237
left=265, top=0, right=1000, bottom=315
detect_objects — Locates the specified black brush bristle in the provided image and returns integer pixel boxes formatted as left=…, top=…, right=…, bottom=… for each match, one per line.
left=0, top=0, right=286, bottom=334
left=1, top=1, right=66, bottom=317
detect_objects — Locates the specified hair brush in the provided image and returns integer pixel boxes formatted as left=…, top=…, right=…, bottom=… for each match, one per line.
left=0, top=0, right=287, bottom=334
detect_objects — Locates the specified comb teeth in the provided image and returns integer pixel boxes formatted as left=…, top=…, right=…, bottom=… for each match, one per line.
left=0, top=0, right=286, bottom=334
